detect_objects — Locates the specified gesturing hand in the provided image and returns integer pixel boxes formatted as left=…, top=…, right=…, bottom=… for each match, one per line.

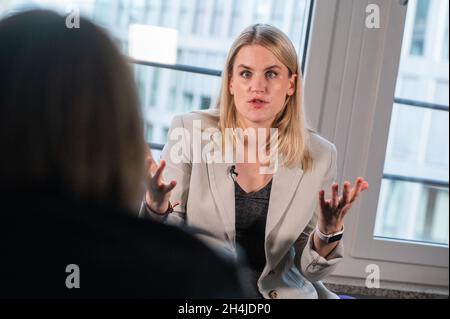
left=318, top=177, right=369, bottom=234
left=145, top=151, right=179, bottom=215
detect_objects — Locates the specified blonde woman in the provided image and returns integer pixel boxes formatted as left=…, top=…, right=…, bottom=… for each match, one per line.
left=142, top=24, right=369, bottom=299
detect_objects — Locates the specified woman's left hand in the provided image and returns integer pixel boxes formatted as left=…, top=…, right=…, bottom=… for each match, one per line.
left=318, top=177, right=369, bottom=234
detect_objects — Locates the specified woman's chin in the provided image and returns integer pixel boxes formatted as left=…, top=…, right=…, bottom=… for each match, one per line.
left=242, top=118, right=274, bottom=128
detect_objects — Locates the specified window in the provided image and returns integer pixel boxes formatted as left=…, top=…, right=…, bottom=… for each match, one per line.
left=192, top=0, right=207, bottom=35
left=129, top=0, right=147, bottom=25
left=162, top=127, right=170, bottom=144
left=200, top=96, right=211, bottom=110
left=134, top=66, right=148, bottom=108
left=331, top=0, right=450, bottom=276
left=159, top=0, right=171, bottom=27
left=435, top=80, right=449, bottom=106
left=209, top=0, right=224, bottom=36
left=149, top=68, right=160, bottom=107
left=93, top=0, right=111, bottom=25
left=290, top=0, right=308, bottom=44
left=177, top=0, right=193, bottom=35
left=443, top=11, right=449, bottom=60
left=375, top=0, right=449, bottom=246
left=168, top=87, right=177, bottom=111
left=146, top=0, right=161, bottom=25
left=410, top=0, right=431, bottom=56
left=254, top=0, right=271, bottom=23
left=229, top=0, right=243, bottom=38
left=182, top=92, right=194, bottom=111
left=301, top=0, right=449, bottom=284
left=375, top=179, right=448, bottom=244
left=271, top=0, right=284, bottom=29
left=145, top=123, right=153, bottom=142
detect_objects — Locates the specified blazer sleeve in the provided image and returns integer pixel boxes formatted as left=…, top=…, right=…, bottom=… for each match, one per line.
left=139, top=115, right=192, bottom=227
left=294, top=144, right=344, bottom=282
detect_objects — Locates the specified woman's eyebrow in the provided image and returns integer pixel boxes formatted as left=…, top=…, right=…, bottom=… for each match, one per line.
left=237, top=64, right=282, bottom=70
left=264, top=65, right=282, bottom=71
left=237, top=64, right=253, bottom=70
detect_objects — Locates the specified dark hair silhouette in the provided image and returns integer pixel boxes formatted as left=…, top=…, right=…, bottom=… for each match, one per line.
left=0, top=10, right=145, bottom=209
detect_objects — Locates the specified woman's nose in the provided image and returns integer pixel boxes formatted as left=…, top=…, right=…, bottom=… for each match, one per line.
left=250, top=74, right=267, bottom=92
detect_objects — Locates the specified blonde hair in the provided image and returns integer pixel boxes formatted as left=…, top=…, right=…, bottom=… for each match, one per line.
left=216, top=24, right=312, bottom=170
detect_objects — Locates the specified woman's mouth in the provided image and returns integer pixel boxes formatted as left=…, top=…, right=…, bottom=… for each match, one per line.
left=248, top=98, right=269, bottom=109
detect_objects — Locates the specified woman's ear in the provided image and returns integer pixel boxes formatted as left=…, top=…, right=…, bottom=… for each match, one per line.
left=287, top=74, right=297, bottom=96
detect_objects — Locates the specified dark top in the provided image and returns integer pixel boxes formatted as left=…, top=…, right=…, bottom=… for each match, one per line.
left=234, top=179, right=273, bottom=298
left=0, top=192, right=243, bottom=299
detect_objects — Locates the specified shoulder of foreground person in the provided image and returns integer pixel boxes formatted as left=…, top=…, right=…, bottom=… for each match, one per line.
left=0, top=195, right=243, bottom=298
left=116, top=208, right=245, bottom=298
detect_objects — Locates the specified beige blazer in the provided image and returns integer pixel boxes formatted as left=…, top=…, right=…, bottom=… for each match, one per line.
left=141, top=109, right=344, bottom=299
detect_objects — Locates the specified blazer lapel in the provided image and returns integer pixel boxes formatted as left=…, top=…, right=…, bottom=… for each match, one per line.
left=265, top=162, right=303, bottom=268
left=265, top=165, right=304, bottom=248
left=205, top=156, right=236, bottom=245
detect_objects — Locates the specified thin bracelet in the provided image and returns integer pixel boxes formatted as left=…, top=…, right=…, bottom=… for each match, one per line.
left=144, top=198, right=174, bottom=216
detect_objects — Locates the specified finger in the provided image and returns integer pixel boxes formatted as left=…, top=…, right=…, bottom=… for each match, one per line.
left=164, top=180, right=177, bottom=193
left=348, top=177, right=363, bottom=202
left=156, top=179, right=176, bottom=194
left=152, top=159, right=166, bottom=182
left=172, top=201, right=181, bottom=209
left=319, top=190, right=326, bottom=211
left=352, top=180, right=370, bottom=204
left=342, top=181, right=350, bottom=205
left=332, top=183, right=339, bottom=208
left=146, top=155, right=158, bottom=176
left=361, top=181, right=369, bottom=191
left=353, top=178, right=366, bottom=198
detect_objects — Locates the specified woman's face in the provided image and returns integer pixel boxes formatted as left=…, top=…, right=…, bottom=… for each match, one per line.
left=229, top=44, right=296, bottom=129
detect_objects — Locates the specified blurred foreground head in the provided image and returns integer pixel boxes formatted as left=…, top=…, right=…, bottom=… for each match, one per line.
left=0, top=10, right=145, bottom=210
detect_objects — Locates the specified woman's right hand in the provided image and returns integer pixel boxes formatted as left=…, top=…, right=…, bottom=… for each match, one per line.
left=145, top=153, right=179, bottom=215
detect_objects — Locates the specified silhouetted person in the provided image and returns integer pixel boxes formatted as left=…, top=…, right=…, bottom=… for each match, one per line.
left=0, top=10, right=242, bottom=299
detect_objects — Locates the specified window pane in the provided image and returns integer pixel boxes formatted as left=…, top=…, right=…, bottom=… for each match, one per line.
left=374, top=179, right=449, bottom=245
left=376, top=0, right=449, bottom=245
left=395, top=0, right=449, bottom=105
left=209, top=0, right=225, bottom=37
left=442, top=10, right=449, bottom=61
left=383, top=104, right=449, bottom=182
left=409, top=0, right=430, bottom=56
left=135, top=64, right=221, bottom=144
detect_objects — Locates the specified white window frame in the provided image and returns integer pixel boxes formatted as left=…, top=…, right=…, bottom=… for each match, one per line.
left=304, top=0, right=448, bottom=288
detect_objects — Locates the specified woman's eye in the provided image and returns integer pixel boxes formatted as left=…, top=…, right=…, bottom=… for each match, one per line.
left=266, top=71, right=278, bottom=79
left=240, top=70, right=252, bottom=78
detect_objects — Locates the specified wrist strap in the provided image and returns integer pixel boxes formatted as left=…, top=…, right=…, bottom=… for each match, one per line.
left=144, top=198, right=174, bottom=216
left=315, top=225, right=344, bottom=243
